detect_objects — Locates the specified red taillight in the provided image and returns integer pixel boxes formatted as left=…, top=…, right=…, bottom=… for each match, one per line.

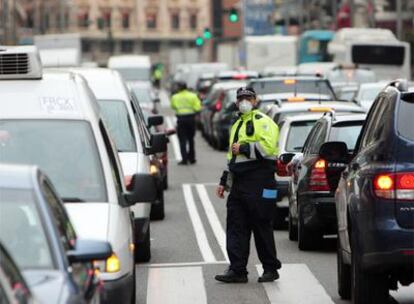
left=402, top=250, right=414, bottom=256
left=124, top=175, right=133, bottom=191
left=374, top=173, right=414, bottom=200
left=309, top=159, right=330, bottom=191
left=276, top=160, right=289, bottom=176
left=233, top=74, right=248, bottom=80
left=215, top=100, right=222, bottom=111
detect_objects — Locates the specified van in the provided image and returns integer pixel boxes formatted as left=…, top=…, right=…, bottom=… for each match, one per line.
left=108, top=55, right=152, bottom=84
left=0, top=46, right=156, bottom=303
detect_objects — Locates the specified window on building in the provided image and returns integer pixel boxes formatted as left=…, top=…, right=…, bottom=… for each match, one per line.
left=100, top=40, right=114, bottom=53
left=64, top=12, right=69, bottom=28
left=146, top=13, right=157, bottom=29
left=121, top=40, right=134, bottom=53
left=143, top=41, right=160, bottom=53
left=78, top=12, right=89, bottom=28
left=190, top=13, right=197, bottom=30
left=26, top=10, right=34, bottom=28
left=122, top=13, right=130, bottom=29
left=171, top=13, right=180, bottom=30
left=44, top=13, right=50, bottom=30
left=103, top=11, right=111, bottom=28
left=82, top=40, right=91, bottom=53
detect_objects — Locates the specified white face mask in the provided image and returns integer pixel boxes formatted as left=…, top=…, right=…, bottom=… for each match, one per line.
left=238, top=99, right=253, bottom=114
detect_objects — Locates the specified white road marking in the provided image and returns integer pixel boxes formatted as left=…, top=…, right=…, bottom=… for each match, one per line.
left=165, top=116, right=182, bottom=161
left=139, top=261, right=228, bottom=268
left=146, top=266, right=207, bottom=304
left=196, top=184, right=229, bottom=262
left=182, top=184, right=216, bottom=262
left=256, top=264, right=334, bottom=304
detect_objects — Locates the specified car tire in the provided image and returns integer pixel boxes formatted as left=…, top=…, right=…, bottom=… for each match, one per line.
left=351, top=237, right=389, bottom=304
left=288, top=212, right=298, bottom=241
left=337, top=241, right=351, bottom=299
left=298, top=206, right=321, bottom=251
left=135, top=225, right=151, bottom=263
left=150, top=190, right=165, bottom=220
left=162, top=174, right=168, bottom=190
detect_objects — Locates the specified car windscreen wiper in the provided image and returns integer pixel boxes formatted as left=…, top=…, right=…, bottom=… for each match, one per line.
left=62, top=197, right=85, bottom=203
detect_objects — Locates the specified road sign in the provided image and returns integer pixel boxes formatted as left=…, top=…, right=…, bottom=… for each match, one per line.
left=243, top=0, right=275, bottom=35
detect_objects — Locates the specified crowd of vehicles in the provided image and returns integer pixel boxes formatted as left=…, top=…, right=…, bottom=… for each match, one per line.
left=0, top=46, right=171, bottom=303
left=186, top=53, right=413, bottom=303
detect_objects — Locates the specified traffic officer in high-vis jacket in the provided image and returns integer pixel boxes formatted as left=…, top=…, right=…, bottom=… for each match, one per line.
left=171, top=82, right=201, bottom=165
left=215, top=87, right=282, bottom=283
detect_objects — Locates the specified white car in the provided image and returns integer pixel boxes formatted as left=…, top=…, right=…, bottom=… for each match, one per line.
left=273, top=114, right=324, bottom=229
left=0, top=46, right=156, bottom=304
left=108, top=54, right=152, bottom=84
left=354, top=81, right=388, bottom=110
left=72, top=67, right=167, bottom=261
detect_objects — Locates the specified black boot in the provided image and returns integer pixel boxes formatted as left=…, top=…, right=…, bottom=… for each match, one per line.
left=215, top=269, right=248, bottom=283
left=258, top=270, right=279, bottom=283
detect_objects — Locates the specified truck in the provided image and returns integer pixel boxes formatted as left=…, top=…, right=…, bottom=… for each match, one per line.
left=242, top=35, right=298, bottom=73
left=328, top=28, right=411, bottom=81
left=34, top=33, right=81, bottom=67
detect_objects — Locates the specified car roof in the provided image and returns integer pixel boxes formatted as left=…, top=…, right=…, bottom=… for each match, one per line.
left=0, top=164, right=39, bottom=190
left=281, top=113, right=327, bottom=123
left=325, top=113, right=367, bottom=124
left=260, top=93, right=333, bottom=101
left=270, top=101, right=364, bottom=112
left=108, top=55, right=151, bottom=68
left=210, top=81, right=247, bottom=91
left=0, top=69, right=100, bottom=121
left=70, top=67, right=129, bottom=101
left=251, top=76, right=325, bottom=83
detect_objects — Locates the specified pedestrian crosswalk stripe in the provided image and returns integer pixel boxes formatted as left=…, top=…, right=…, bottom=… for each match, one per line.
left=196, top=184, right=229, bottom=262
left=146, top=266, right=207, bottom=304
left=182, top=184, right=216, bottom=262
left=256, top=264, right=334, bottom=304
left=165, top=116, right=182, bottom=161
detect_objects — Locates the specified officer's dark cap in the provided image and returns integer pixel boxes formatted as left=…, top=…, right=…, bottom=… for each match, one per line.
left=237, top=87, right=256, bottom=99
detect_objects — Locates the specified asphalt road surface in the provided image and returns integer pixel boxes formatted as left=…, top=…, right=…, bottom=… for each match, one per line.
left=135, top=97, right=414, bottom=304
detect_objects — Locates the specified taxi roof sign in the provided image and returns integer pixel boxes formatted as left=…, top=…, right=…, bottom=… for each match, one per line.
left=308, top=107, right=333, bottom=112
left=0, top=45, right=42, bottom=80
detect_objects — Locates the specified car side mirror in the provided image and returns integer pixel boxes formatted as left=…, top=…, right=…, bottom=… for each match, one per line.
left=124, top=173, right=157, bottom=204
left=146, top=132, right=168, bottom=154
left=147, top=115, right=164, bottom=127
left=279, top=153, right=295, bottom=164
left=319, top=141, right=349, bottom=163
left=67, top=239, right=112, bottom=264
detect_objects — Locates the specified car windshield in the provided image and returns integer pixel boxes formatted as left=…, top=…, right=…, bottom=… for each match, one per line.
left=285, top=121, right=317, bottom=152
left=114, top=67, right=150, bottom=82
left=250, top=79, right=335, bottom=98
left=330, top=122, right=364, bottom=150
left=0, top=120, right=107, bottom=202
left=130, top=87, right=153, bottom=104
left=0, top=189, right=54, bottom=269
left=99, top=100, right=137, bottom=153
left=398, top=100, right=414, bottom=141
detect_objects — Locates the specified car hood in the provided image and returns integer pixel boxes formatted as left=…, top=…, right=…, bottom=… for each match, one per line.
left=119, top=152, right=150, bottom=176
left=23, top=270, right=65, bottom=304
left=65, top=203, right=109, bottom=241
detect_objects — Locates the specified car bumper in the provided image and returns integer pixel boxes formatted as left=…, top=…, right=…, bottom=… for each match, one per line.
left=101, top=273, right=134, bottom=304
left=300, top=192, right=337, bottom=233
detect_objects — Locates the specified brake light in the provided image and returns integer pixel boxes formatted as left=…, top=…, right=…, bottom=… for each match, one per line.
left=124, top=175, right=133, bottom=191
left=309, top=159, right=330, bottom=191
left=215, top=99, right=222, bottom=111
left=374, top=173, right=414, bottom=200
left=276, top=160, right=289, bottom=177
left=233, top=74, right=248, bottom=80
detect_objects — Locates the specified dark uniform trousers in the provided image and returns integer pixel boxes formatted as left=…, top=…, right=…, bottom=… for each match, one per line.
left=226, top=171, right=281, bottom=275
left=177, top=114, right=196, bottom=163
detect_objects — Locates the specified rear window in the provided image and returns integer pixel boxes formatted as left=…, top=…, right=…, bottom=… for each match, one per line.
left=397, top=100, right=414, bottom=141
left=329, top=122, right=364, bottom=150
left=352, top=45, right=405, bottom=66
left=250, top=79, right=335, bottom=98
left=285, top=121, right=317, bottom=152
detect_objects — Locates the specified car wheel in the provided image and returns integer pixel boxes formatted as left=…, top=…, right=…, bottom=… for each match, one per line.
left=288, top=212, right=298, bottom=241
left=273, top=208, right=287, bottom=230
left=337, top=241, right=351, bottom=299
left=150, top=190, right=165, bottom=220
left=135, top=225, right=151, bottom=263
left=351, top=237, right=389, bottom=304
left=298, top=205, right=321, bottom=251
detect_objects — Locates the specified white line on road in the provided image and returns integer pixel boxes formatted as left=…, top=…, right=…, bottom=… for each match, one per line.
left=196, top=184, right=229, bottom=262
left=182, top=184, right=216, bottom=262
left=139, top=261, right=228, bottom=268
left=146, top=266, right=207, bottom=304
left=256, top=264, right=334, bottom=304
left=165, top=116, right=182, bottom=161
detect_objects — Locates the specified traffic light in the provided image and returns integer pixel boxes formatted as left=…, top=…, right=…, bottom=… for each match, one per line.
left=203, top=28, right=212, bottom=40
left=195, top=36, right=204, bottom=47
left=228, top=8, right=239, bottom=23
